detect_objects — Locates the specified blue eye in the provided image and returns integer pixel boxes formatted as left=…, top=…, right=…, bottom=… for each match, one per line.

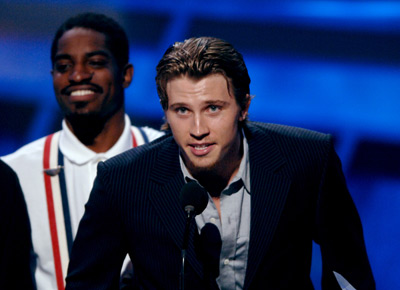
left=176, top=107, right=188, bottom=114
left=209, top=105, right=220, bottom=112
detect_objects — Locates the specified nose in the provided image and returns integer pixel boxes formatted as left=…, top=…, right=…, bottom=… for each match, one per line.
left=190, top=113, right=209, bottom=140
left=68, top=64, right=93, bottom=83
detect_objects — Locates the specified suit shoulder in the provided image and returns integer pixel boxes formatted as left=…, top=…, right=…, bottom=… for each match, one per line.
left=102, top=133, right=173, bottom=171
left=246, top=122, right=334, bottom=163
left=0, top=159, right=18, bottom=181
left=247, top=121, right=331, bottom=143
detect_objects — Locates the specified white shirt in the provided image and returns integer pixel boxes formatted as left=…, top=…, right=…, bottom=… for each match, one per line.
left=2, top=115, right=163, bottom=290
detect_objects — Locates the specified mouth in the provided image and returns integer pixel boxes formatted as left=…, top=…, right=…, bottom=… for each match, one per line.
left=189, top=143, right=215, bottom=156
left=70, top=89, right=96, bottom=97
left=61, top=84, right=103, bottom=99
left=67, top=88, right=99, bottom=103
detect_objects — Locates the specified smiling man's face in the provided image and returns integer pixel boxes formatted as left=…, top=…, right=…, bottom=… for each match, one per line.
left=165, top=73, right=249, bottom=179
left=52, top=27, right=130, bottom=121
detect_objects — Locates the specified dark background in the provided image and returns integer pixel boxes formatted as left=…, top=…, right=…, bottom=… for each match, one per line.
left=0, top=1, right=399, bottom=289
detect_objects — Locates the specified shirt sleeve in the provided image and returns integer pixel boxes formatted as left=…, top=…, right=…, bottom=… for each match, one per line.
left=0, top=160, right=36, bottom=290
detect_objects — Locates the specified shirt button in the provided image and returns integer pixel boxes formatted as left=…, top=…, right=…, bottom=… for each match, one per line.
left=210, top=217, right=216, bottom=224
left=224, top=259, right=230, bottom=265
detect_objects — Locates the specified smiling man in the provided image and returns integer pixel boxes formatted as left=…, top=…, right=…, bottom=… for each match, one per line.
left=2, top=13, right=163, bottom=290
left=66, top=37, right=375, bottom=289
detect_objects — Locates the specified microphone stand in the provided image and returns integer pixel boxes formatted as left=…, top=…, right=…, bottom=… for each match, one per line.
left=180, top=208, right=194, bottom=290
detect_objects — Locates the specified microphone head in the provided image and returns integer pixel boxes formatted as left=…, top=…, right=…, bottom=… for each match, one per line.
left=180, top=181, right=208, bottom=216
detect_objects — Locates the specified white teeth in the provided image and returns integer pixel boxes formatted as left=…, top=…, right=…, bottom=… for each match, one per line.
left=70, top=90, right=94, bottom=96
left=194, top=145, right=208, bottom=150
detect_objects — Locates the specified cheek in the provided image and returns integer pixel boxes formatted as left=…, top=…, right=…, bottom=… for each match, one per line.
left=104, top=71, right=119, bottom=85
left=212, top=114, right=238, bottom=133
left=52, top=76, right=66, bottom=91
left=170, top=120, right=186, bottom=137
left=167, top=116, right=188, bottom=142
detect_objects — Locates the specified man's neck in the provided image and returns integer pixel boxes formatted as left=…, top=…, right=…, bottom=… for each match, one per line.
left=66, top=108, right=126, bottom=153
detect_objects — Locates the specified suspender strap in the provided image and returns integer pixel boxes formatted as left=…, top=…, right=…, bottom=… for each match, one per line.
left=131, top=126, right=149, bottom=146
left=131, top=129, right=138, bottom=148
left=58, top=148, right=73, bottom=254
left=41, top=127, right=147, bottom=289
left=137, top=127, right=149, bottom=144
left=43, top=132, right=69, bottom=290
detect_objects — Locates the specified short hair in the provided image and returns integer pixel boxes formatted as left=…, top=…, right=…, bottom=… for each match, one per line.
left=155, top=37, right=251, bottom=117
left=51, top=12, right=129, bottom=69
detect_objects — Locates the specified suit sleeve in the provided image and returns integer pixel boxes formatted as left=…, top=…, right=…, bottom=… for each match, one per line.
left=66, top=161, right=127, bottom=289
left=0, top=161, right=36, bottom=290
left=314, top=144, right=375, bottom=290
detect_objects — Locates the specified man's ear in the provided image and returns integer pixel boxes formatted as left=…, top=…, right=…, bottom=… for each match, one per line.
left=122, top=63, right=134, bottom=88
left=239, top=94, right=251, bottom=121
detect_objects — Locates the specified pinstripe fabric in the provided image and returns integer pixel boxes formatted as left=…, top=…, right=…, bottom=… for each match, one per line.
left=67, top=122, right=374, bottom=290
left=243, top=122, right=330, bottom=289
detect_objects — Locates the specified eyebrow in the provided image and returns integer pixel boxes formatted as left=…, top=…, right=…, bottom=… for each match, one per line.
left=86, top=50, right=111, bottom=58
left=169, top=100, right=228, bottom=110
left=54, top=50, right=111, bottom=62
left=204, top=100, right=228, bottom=106
left=169, top=102, right=187, bottom=110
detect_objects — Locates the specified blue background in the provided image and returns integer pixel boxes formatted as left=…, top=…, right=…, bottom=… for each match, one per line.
left=0, top=1, right=399, bottom=288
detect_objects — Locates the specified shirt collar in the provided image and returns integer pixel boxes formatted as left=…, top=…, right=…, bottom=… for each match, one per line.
left=59, top=114, right=133, bottom=165
left=179, top=130, right=250, bottom=195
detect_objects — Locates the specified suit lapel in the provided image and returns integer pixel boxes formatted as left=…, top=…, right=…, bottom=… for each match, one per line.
left=243, top=124, right=292, bottom=289
left=148, top=138, right=205, bottom=281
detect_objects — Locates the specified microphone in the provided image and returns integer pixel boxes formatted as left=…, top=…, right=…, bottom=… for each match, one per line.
left=199, top=223, right=222, bottom=281
left=179, top=181, right=208, bottom=290
left=179, top=181, right=208, bottom=251
left=180, top=181, right=208, bottom=221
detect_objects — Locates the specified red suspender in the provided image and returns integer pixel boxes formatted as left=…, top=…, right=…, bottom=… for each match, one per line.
left=132, top=129, right=138, bottom=147
left=43, top=133, right=65, bottom=290
left=41, top=128, right=141, bottom=289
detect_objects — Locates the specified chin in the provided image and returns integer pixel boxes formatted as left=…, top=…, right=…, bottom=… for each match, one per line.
left=66, top=111, right=104, bottom=124
left=73, top=110, right=91, bottom=115
left=188, top=160, right=218, bottom=176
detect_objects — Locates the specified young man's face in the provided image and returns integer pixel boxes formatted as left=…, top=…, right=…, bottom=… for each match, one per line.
left=51, top=27, right=132, bottom=120
left=165, top=74, right=249, bottom=178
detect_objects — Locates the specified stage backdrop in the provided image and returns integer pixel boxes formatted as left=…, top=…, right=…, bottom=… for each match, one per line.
left=0, top=1, right=399, bottom=289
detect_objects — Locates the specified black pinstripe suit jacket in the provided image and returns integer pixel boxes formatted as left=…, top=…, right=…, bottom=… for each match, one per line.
left=66, top=122, right=375, bottom=290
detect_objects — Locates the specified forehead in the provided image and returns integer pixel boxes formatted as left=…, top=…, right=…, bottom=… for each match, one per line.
left=56, top=27, right=108, bottom=55
left=166, top=74, right=234, bottom=102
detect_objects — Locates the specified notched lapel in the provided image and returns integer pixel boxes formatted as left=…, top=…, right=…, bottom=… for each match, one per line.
left=148, top=139, right=204, bottom=281
left=244, top=123, right=292, bottom=289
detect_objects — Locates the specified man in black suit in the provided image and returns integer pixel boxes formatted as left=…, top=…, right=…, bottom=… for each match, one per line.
left=0, top=159, right=36, bottom=289
left=66, top=37, right=375, bottom=289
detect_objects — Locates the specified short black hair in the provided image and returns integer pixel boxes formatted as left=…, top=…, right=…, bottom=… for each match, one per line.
left=51, top=12, right=129, bottom=69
